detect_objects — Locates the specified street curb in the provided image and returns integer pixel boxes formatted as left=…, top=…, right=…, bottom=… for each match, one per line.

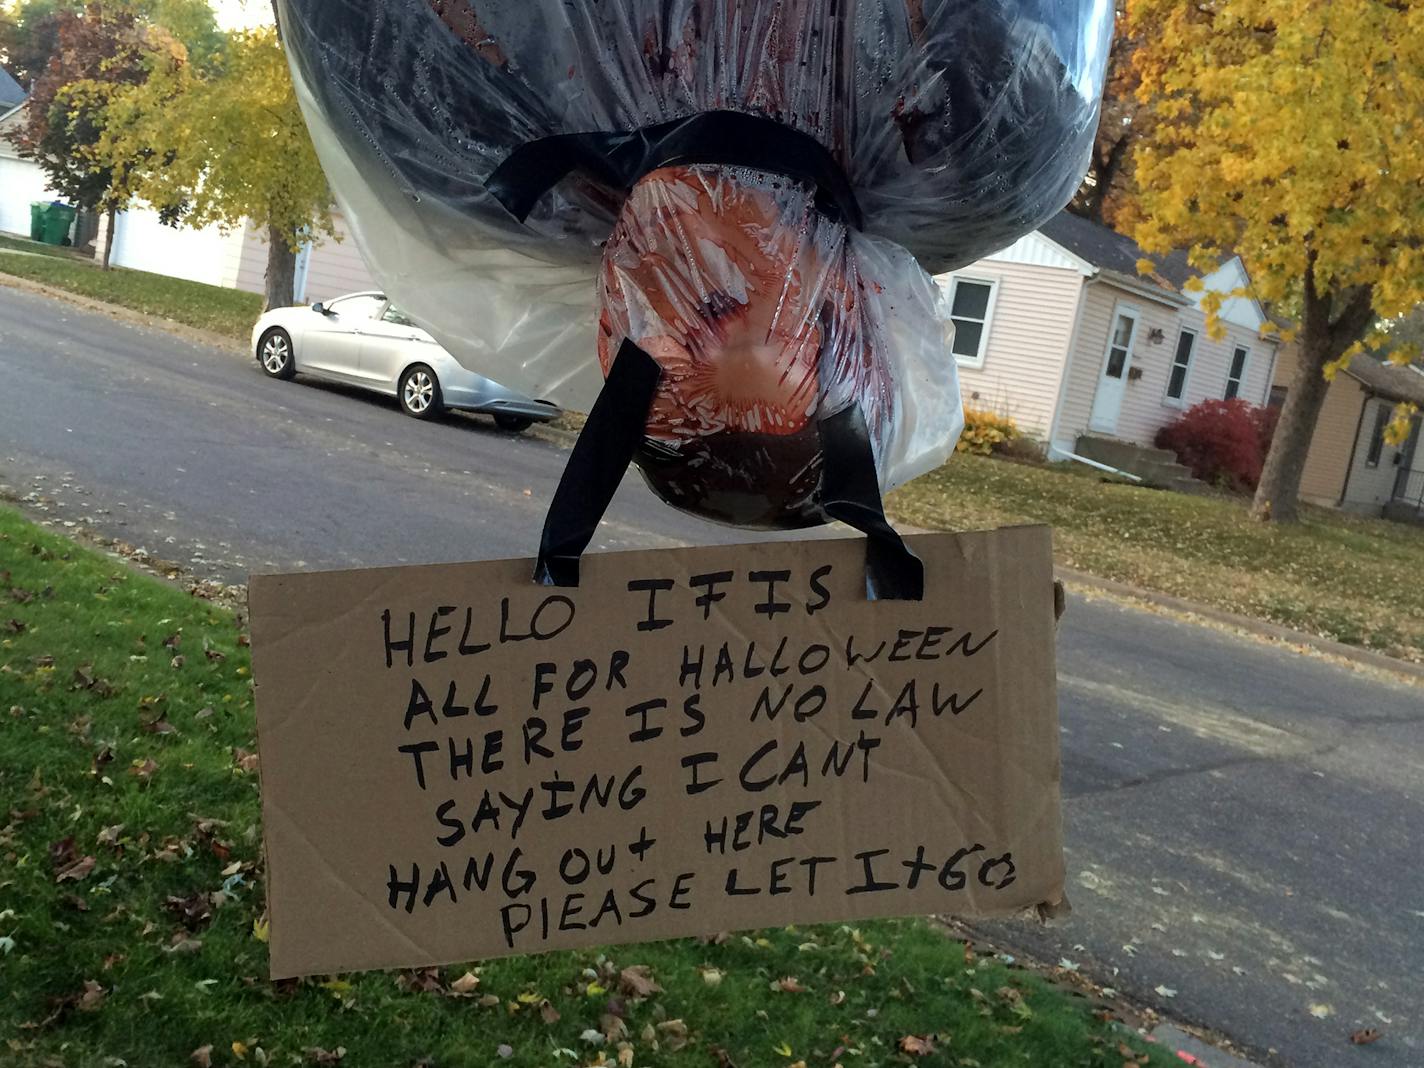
left=1054, top=565, right=1424, bottom=683
left=0, top=270, right=248, bottom=356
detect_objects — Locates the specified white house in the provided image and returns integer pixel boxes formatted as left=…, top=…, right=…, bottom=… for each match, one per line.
left=936, top=210, right=1278, bottom=462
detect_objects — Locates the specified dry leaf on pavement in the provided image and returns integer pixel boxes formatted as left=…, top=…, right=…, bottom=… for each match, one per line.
left=1349, top=1028, right=1381, bottom=1045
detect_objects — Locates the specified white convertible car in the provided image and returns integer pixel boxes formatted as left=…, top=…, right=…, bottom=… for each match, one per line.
left=251, top=292, right=560, bottom=431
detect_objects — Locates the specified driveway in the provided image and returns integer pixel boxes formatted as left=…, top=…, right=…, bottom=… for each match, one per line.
left=2, top=282, right=1421, bottom=1067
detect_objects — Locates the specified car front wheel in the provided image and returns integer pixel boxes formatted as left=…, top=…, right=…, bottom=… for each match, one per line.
left=258, top=328, right=296, bottom=380
left=399, top=365, right=443, bottom=420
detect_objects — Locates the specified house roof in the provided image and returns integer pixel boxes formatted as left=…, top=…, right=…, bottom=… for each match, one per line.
left=1039, top=210, right=1195, bottom=301
left=1346, top=355, right=1424, bottom=407
left=0, top=66, right=24, bottom=110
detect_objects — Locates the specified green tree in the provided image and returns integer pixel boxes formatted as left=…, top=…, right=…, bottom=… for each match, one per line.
left=7, top=3, right=181, bottom=267
left=98, top=25, right=334, bottom=308
left=1126, top=0, right=1424, bottom=522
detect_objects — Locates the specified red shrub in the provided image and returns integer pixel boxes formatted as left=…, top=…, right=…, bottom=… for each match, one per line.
left=1155, top=398, right=1278, bottom=492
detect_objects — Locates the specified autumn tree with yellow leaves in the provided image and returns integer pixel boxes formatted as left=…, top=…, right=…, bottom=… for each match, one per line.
left=95, top=25, right=334, bottom=309
left=1126, top=0, right=1424, bottom=522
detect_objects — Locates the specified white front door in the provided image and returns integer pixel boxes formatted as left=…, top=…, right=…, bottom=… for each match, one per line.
left=1090, top=306, right=1140, bottom=434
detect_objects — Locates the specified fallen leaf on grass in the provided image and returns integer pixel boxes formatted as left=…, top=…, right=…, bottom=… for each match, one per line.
left=96, top=824, right=125, bottom=848
left=130, top=758, right=158, bottom=782
left=77, top=980, right=106, bottom=1012
left=166, top=891, right=215, bottom=929
left=710, top=1046, right=738, bottom=1068
left=772, top=976, right=806, bottom=993
left=56, top=855, right=96, bottom=883
left=447, top=971, right=479, bottom=996
left=191, top=1045, right=213, bottom=1067
left=619, top=965, right=661, bottom=998
left=699, top=966, right=724, bottom=988
left=540, top=1000, right=561, bottom=1024
left=49, top=836, right=77, bottom=870
left=657, top=1020, right=689, bottom=1052
left=142, top=713, right=176, bottom=735
left=91, top=746, right=114, bottom=776
left=5, top=618, right=27, bottom=633
left=900, top=1035, right=935, bottom=1056
left=600, top=1013, right=628, bottom=1040
left=495, top=1044, right=513, bottom=1059
left=232, top=748, right=259, bottom=773
left=478, top=994, right=501, bottom=1008
left=171, top=655, right=186, bottom=670
left=1350, top=1028, right=1381, bottom=1045
left=305, top=1048, right=345, bottom=1065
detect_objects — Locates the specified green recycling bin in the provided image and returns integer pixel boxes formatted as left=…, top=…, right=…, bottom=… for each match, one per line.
left=38, top=202, right=77, bottom=246
left=29, top=201, right=45, bottom=242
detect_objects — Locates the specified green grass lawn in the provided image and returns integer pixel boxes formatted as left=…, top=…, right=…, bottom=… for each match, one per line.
left=0, top=239, right=262, bottom=340
left=890, top=454, right=1424, bottom=663
left=0, top=507, right=1174, bottom=1068
left=0, top=234, right=88, bottom=260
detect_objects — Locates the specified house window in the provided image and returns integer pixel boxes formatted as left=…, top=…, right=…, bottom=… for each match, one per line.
left=1224, top=345, right=1249, bottom=400
left=946, top=278, right=997, bottom=367
left=1365, top=403, right=1392, bottom=467
left=1165, top=329, right=1196, bottom=403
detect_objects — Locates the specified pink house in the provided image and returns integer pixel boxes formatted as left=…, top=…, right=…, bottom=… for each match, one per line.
left=938, top=211, right=1278, bottom=465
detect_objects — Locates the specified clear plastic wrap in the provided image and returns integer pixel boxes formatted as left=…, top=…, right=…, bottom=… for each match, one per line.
left=276, top=0, right=1111, bottom=524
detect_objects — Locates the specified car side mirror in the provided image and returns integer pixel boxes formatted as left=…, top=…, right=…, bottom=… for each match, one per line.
left=311, top=302, right=328, bottom=316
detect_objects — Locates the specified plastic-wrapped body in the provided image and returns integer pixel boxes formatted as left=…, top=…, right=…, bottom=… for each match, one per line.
left=275, top=0, right=1112, bottom=527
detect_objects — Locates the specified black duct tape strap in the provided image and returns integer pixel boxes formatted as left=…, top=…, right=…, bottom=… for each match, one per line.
left=534, top=339, right=663, bottom=588
left=488, top=110, right=864, bottom=230
left=818, top=405, right=925, bottom=602
left=537, top=346, right=921, bottom=600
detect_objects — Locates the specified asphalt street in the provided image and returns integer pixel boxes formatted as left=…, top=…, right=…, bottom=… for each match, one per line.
left=2, top=283, right=1421, bottom=1067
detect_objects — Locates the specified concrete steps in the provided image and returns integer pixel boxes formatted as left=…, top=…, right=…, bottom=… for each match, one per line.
left=1074, top=434, right=1207, bottom=493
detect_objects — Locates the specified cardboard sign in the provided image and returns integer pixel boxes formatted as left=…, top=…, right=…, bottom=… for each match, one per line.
left=250, top=528, right=1063, bottom=979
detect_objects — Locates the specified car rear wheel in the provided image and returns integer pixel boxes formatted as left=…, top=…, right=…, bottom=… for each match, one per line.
left=494, top=414, right=534, bottom=433
left=258, top=328, right=296, bottom=380
left=399, top=365, right=443, bottom=420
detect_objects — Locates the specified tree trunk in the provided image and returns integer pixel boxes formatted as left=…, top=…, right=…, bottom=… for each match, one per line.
left=1251, top=271, right=1375, bottom=523
left=264, top=224, right=298, bottom=311
left=101, top=207, right=117, bottom=271
left=1251, top=340, right=1332, bottom=522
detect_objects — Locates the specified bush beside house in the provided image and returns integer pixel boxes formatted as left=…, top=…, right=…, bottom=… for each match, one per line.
left=1156, top=398, right=1279, bottom=492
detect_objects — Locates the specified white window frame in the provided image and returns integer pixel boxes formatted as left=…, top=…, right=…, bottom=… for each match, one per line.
left=1163, top=326, right=1197, bottom=408
left=941, top=275, right=1000, bottom=369
left=1224, top=344, right=1250, bottom=400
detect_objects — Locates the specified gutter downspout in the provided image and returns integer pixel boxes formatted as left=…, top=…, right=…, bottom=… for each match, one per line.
left=1339, top=391, right=1372, bottom=508
left=1046, top=274, right=1100, bottom=458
